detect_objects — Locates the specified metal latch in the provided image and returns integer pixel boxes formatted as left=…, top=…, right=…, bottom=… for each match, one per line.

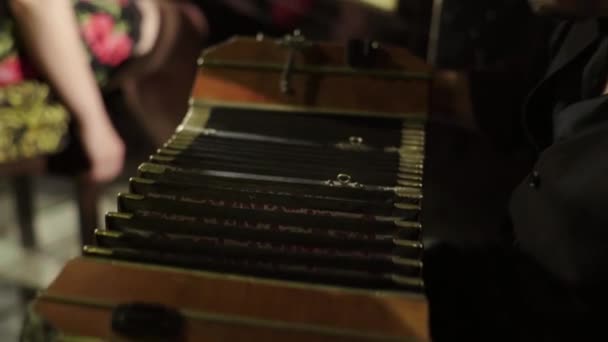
left=277, top=30, right=312, bottom=95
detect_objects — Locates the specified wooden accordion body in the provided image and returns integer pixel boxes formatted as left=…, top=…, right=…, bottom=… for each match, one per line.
left=33, top=33, right=432, bottom=341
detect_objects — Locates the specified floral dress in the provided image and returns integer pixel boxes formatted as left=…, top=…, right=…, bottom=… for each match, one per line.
left=0, top=0, right=141, bottom=163
left=0, top=0, right=141, bottom=87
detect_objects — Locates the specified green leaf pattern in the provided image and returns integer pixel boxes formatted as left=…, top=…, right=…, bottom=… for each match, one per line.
left=0, top=21, right=15, bottom=60
left=0, top=0, right=137, bottom=163
left=78, top=0, right=121, bottom=17
left=0, top=0, right=135, bottom=83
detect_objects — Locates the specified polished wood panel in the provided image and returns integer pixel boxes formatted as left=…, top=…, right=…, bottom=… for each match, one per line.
left=36, top=304, right=377, bottom=342
left=195, top=71, right=429, bottom=115
left=198, top=37, right=431, bottom=70
left=192, top=37, right=431, bottom=116
left=35, top=258, right=429, bottom=341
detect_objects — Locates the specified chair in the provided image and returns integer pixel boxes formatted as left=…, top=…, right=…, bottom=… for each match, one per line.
left=0, top=82, right=100, bottom=250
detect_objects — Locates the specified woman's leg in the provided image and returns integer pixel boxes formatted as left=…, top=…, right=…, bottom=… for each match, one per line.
left=9, top=0, right=125, bottom=182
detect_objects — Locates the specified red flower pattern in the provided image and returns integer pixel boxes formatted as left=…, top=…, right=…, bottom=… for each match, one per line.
left=81, top=13, right=133, bottom=67
left=0, top=55, right=28, bottom=86
left=82, top=13, right=114, bottom=45
left=0, top=0, right=136, bottom=89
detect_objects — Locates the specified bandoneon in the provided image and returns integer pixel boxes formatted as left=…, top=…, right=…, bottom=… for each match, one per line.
left=32, top=32, right=432, bottom=341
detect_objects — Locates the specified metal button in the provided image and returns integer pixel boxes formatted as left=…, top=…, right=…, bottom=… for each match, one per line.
left=528, top=171, right=541, bottom=189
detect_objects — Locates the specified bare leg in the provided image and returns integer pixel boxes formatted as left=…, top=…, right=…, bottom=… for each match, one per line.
left=10, top=0, right=125, bottom=183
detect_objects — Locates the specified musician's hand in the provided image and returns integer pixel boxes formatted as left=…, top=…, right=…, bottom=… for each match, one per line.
left=431, top=70, right=476, bottom=129
left=79, top=117, right=125, bottom=183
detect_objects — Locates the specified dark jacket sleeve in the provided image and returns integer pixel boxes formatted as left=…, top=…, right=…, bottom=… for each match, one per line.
left=507, top=118, right=608, bottom=334
left=425, top=18, right=606, bottom=341
left=465, top=17, right=558, bottom=152
left=507, top=19, right=608, bottom=338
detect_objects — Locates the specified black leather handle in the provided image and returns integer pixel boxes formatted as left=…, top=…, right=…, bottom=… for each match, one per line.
left=111, top=302, right=185, bottom=340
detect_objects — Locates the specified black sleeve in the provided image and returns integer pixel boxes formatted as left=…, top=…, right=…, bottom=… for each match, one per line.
left=424, top=240, right=597, bottom=341
left=429, top=0, right=569, bottom=156
left=464, top=17, right=558, bottom=152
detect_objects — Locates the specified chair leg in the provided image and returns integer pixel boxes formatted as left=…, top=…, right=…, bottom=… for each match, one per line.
left=11, top=176, right=36, bottom=249
left=19, top=286, right=37, bottom=307
left=75, top=177, right=99, bottom=247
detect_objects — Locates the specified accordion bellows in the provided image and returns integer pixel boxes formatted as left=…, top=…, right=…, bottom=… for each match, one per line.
left=89, top=103, right=426, bottom=292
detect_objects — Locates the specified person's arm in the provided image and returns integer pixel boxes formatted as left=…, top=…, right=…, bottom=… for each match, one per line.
left=9, top=0, right=124, bottom=182
left=430, top=70, right=475, bottom=129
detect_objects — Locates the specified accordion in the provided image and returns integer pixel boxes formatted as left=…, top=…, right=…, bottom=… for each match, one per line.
left=33, top=33, right=432, bottom=341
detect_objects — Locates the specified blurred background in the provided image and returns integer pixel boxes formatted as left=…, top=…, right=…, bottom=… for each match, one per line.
left=0, top=0, right=546, bottom=339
